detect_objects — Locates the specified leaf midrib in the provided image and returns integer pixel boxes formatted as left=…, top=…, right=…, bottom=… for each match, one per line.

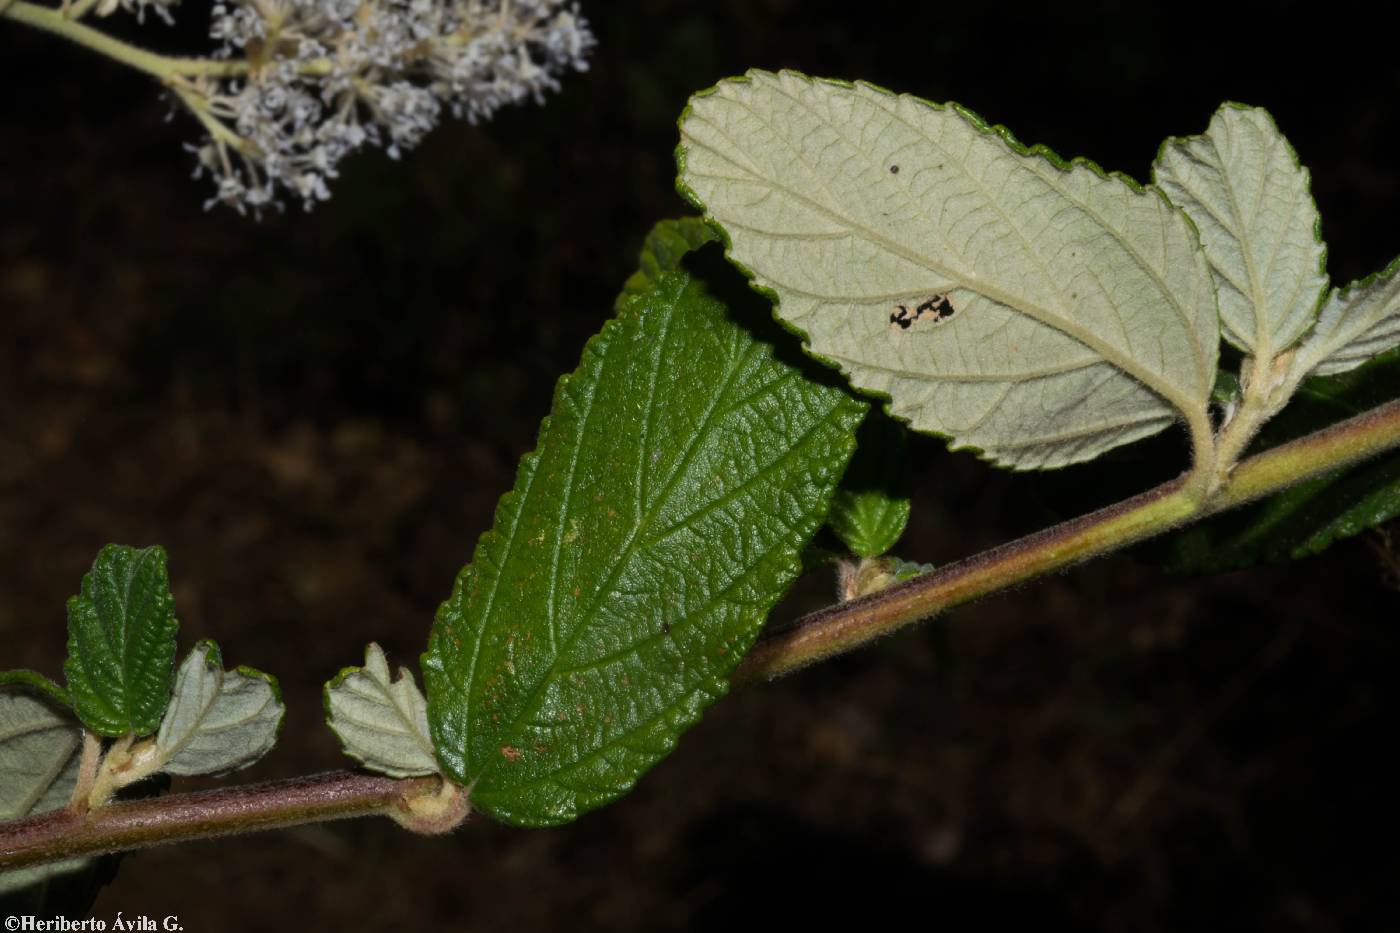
left=480, top=404, right=845, bottom=803
left=341, top=673, right=434, bottom=760
left=470, top=306, right=756, bottom=786
left=686, top=96, right=1207, bottom=419
left=5, top=732, right=78, bottom=818
left=785, top=78, right=1212, bottom=395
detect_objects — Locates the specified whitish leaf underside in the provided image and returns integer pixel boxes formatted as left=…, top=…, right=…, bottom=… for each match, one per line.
left=1293, top=263, right=1400, bottom=380
left=0, top=680, right=86, bottom=895
left=1155, top=104, right=1326, bottom=358
left=325, top=643, right=438, bottom=778
left=679, top=70, right=1219, bottom=468
left=156, top=642, right=282, bottom=777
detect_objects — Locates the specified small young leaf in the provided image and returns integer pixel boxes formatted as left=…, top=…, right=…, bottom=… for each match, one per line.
left=154, top=641, right=283, bottom=777
left=828, top=413, right=911, bottom=558
left=325, top=643, right=438, bottom=778
left=424, top=255, right=865, bottom=826
left=678, top=70, right=1219, bottom=469
left=1154, top=104, right=1327, bottom=358
left=837, top=555, right=932, bottom=601
left=1289, top=259, right=1400, bottom=380
left=890, top=557, right=934, bottom=581
left=64, top=545, right=179, bottom=737
left=0, top=673, right=87, bottom=897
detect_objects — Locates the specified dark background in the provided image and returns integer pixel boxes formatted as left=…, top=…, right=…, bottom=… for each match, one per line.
left=3, top=1, right=1398, bottom=929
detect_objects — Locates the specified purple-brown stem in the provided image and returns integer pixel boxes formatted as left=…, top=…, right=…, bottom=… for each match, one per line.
left=0, top=771, right=437, bottom=870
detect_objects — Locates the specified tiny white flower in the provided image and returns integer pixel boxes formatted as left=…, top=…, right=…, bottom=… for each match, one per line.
left=181, top=0, right=593, bottom=214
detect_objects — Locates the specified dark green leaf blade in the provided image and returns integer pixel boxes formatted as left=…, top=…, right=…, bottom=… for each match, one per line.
left=64, top=545, right=179, bottom=737
left=828, top=413, right=912, bottom=558
left=1167, top=348, right=1400, bottom=570
left=424, top=266, right=865, bottom=826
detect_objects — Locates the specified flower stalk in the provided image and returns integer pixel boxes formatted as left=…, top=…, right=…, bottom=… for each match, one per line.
left=2, top=0, right=595, bottom=213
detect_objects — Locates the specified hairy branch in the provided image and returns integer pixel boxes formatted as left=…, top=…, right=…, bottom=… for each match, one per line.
left=5, top=399, right=1400, bottom=873
left=0, top=771, right=441, bottom=871
left=736, top=396, right=1400, bottom=682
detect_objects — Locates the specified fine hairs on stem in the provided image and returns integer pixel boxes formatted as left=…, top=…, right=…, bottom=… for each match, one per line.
left=6, top=397, right=1400, bottom=872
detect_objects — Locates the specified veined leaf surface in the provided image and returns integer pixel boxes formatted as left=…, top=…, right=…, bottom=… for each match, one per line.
left=325, top=643, right=438, bottom=778
left=1291, top=259, right=1400, bottom=380
left=424, top=258, right=865, bottom=826
left=64, top=545, right=179, bottom=737
left=828, top=412, right=911, bottom=558
left=1154, top=104, right=1327, bottom=358
left=678, top=70, right=1219, bottom=469
left=155, top=641, right=282, bottom=777
left=0, top=673, right=86, bottom=896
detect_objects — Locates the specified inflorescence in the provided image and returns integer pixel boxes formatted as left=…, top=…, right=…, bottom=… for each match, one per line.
left=87, top=0, right=595, bottom=214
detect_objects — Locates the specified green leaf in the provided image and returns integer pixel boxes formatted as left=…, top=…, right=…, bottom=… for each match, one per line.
left=424, top=257, right=865, bottom=826
left=617, top=217, right=719, bottom=306
left=1289, top=257, right=1400, bottom=380
left=677, top=69, right=1219, bottom=469
left=1212, top=368, right=1242, bottom=405
left=1154, top=103, right=1327, bottom=358
left=153, top=641, right=283, bottom=777
left=325, top=643, right=438, bottom=778
left=828, top=413, right=911, bottom=557
left=890, top=557, right=934, bottom=581
left=838, top=554, right=933, bottom=601
left=0, top=673, right=87, bottom=897
left=1167, top=348, right=1400, bottom=570
left=64, top=545, right=179, bottom=737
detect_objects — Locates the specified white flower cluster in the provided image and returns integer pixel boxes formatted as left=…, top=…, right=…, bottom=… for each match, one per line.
left=93, top=0, right=181, bottom=26
left=181, top=0, right=594, bottom=214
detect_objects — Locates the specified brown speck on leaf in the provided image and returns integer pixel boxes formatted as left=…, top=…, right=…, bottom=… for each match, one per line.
left=889, top=164, right=899, bottom=174
left=572, top=586, right=581, bottom=597
left=501, top=745, right=523, bottom=762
